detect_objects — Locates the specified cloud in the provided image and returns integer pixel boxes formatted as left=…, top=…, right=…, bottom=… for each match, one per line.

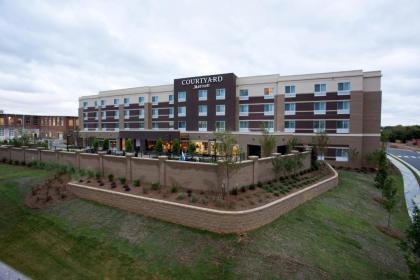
left=0, top=0, right=419, bottom=125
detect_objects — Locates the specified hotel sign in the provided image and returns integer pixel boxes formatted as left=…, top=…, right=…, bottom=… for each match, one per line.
left=181, top=75, right=223, bottom=89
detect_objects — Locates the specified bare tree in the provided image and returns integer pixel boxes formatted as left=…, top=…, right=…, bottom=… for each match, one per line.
left=260, top=128, right=276, bottom=157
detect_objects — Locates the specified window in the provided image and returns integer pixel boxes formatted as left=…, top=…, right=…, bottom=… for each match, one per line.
left=83, top=101, right=88, bottom=109
left=0, top=128, right=4, bottom=136
left=101, top=123, right=106, bottom=129
left=336, top=148, right=349, bottom=162
left=152, top=108, right=159, bottom=118
left=314, top=102, right=326, bottom=114
left=264, top=88, right=274, bottom=99
left=263, top=121, right=274, bottom=132
left=115, top=123, right=120, bottom=130
left=264, top=104, right=274, bottom=116
left=198, top=90, right=207, bottom=101
left=138, top=96, right=145, bottom=105
left=113, top=98, right=119, bottom=107
left=168, top=121, right=174, bottom=130
left=100, top=100, right=105, bottom=108
left=337, top=120, right=349, bottom=133
left=94, top=100, right=98, bottom=108
left=216, top=105, right=225, bottom=116
left=139, top=109, right=144, bottom=118
left=215, top=121, right=225, bottom=131
left=178, top=91, right=186, bottom=102
left=285, top=103, right=296, bottom=115
left=198, top=105, right=207, bottom=116
left=169, top=94, right=174, bottom=104
left=9, top=129, right=14, bottom=137
left=152, top=96, right=159, bottom=105
left=239, top=89, right=248, bottom=100
left=239, top=121, right=249, bottom=132
left=124, top=110, right=130, bottom=119
left=338, top=82, right=351, bottom=95
left=124, top=98, right=130, bottom=106
left=114, top=111, right=119, bottom=120
left=285, top=85, right=296, bottom=98
left=313, top=120, right=326, bottom=133
left=152, top=122, right=159, bottom=129
left=314, top=83, right=327, bottom=96
left=284, top=120, right=295, bottom=133
left=216, top=88, right=225, bottom=100
left=198, top=121, right=207, bottom=131
left=337, top=101, right=350, bottom=114
left=139, top=122, right=144, bottom=129
left=124, top=123, right=130, bottom=130
left=239, top=104, right=249, bottom=116
left=168, top=107, right=174, bottom=118
left=83, top=112, right=87, bottom=120
left=101, top=111, right=106, bottom=120
left=178, top=121, right=186, bottom=131
left=178, top=106, right=186, bottom=117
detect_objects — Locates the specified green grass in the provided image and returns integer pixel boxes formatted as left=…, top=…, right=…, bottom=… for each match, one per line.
left=0, top=163, right=410, bottom=279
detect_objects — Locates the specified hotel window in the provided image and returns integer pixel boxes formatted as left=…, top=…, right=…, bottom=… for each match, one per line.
left=9, top=129, right=14, bottom=137
left=337, top=120, right=349, bottom=133
left=139, top=109, right=145, bottom=118
left=178, top=106, right=186, bottom=117
left=239, top=121, right=249, bottom=132
left=83, top=112, right=87, bottom=120
left=198, top=121, right=207, bottom=131
left=264, top=88, right=274, bottom=99
left=152, top=96, right=159, bottom=105
left=262, top=121, right=274, bottom=132
left=115, top=123, right=120, bottom=130
left=336, top=148, right=349, bottom=162
left=313, top=120, right=326, bottom=133
left=178, top=121, right=186, bottom=131
left=0, top=128, right=3, bottom=136
left=284, top=103, right=296, bottom=115
left=239, top=104, right=249, bottom=116
left=285, top=85, right=296, bottom=98
left=100, top=100, right=106, bottom=108
left=83, top=101, right=88, bottom=109
left=314, top=83, right=327, bottom=96
left=152, top=122, right=159, bottom=129
left=216, top=105, right=225, bottom=116
left=215, top=121, right=225, bottom=131
left=113, top=98, right=119, bottom=107
left=264, top=104, right=274, bottom=116
left=138, top=96, right=145, bottom=105
left=101, top=111, right=106, bottom=120
left=124, top=98, right=130, bottom=107
left=178, top=91, right=186, bottom=102
left=101, top=123, right=106, bottom=130
left=169, top=121, right=174, bottom=130
left=169, top=94, right=174, bottom=104
left=337, top=101, right=350, bottom=114
left=198, top=105, right=207, bottom=116
left=198, top=90, right=207, bottom=101
left=314, top=101, right=326, bottom=115
left=124, top=110, right=130, bottom=119
left=338, top=82, right=351, bottom=95
left=152, top=108, right=159, bottom=118
left=168, top=107, right=174, bottom=118
left=94, top=112, right=98, bottom=120
left=124, top=123, right=130, bottom=130
left=94, top=100, right=98, bottom=108
left=284, top=120, right=295, bottom=133
left=139, top=122, right=144, bottom=129
left=114, top=111, right=119, bottom=120
left=239, top=89, right=248, bottom=100
left=215, top=88, right=225, bottom=100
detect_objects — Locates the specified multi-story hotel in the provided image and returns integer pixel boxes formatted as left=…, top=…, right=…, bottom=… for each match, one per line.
left=78, top=70, right=382, bottom=167
left=0, top=113, right=79, bottom=144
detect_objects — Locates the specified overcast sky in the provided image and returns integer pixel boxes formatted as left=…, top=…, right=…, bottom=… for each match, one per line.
left=0, top=0, right=419, bottom=125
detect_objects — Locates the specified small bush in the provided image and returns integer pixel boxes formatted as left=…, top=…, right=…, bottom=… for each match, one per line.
left=133, top=179, right=140, bottom=187
left=230, top=188, right=238, bottom=195
left=214, top=198, right=224, bottom=208
left=176, top=192, right=185, bottom=200
left=257, top=181, right=263, bottom=188
left=228, top=201, right=236, bottom=209
left=200, top=197, right=209, bottom=205
left=190, top=194, right=198, bottom=203
left=151, top=182, right=160, bottom=190
left=273, top=191, right=280, bottom=197
left=170, top=182, right=178, bottom=193
left=87, top=170, right=95, bottom=178
left=14, top=160, right=19, bottom=165
left=95, top=172, right=101, bottom=180
left=249, top=184, right=256, bottom=190
left=119, top=177, right=126, bottom=185
left=240, top=186, right=247, bottom=193
left=108, top=174, right=114, bottom=182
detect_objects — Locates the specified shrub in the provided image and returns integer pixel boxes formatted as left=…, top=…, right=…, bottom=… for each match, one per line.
left=133, top=179, right=140, bottom=187
left=176, top=192, right=185, bottom=200
left=240, top=186, right=247, bottom=193
left=230, top=188, right=238, bottom=196
left=228, top=201, right=236, bottom=209
left=95, top=171, right=101, bottom=180
left=257, top=181, right=263, bottom=188
left=200, top=197, right=209, bottom=205
left=1, top=158, right=6, bottom=163
left=151, top=182, right=160, bottom=190
left=214, top=198, right=224, bottom=208
left=170, top=182, right=178, bottom=193
left=14, top=160, right=19, bottom=165
left=274, top=191, right=280, bottom=197
left=190, top=194, right=198, bottom=203
left=249, top=184, right=256, bottom=190
left=119, top=177, right=126, bottom=185
left=108, top=174, right=114, bottom=182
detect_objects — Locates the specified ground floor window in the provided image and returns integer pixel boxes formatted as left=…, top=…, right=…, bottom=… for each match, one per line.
left=336, top=148, right=349, bottom=162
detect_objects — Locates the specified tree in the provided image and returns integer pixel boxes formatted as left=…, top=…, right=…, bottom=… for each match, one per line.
left=260, top=128, right=276, bottom=157
left=272, top=156, right=285, bottom=180
left=172, top=139, right=180, bottom=155
left=155, top=138, right=163, bottom=154
left=92, top=138, right=99, bottom=152
left=310, top=148, right=319, bottom=170
left=188, top=142, right=196, bottom=156
left=283, top=156, right=296, bottom=178
left=125, top=139, right=134, bottom=153
left=286, top=137, right=299, bottom=154
left=311, top=132, right=329, bottom=160
left=102, top=139, right=110, bottom=151
left=382, top=177, right=397, bottom=228
left=375, top=149, right=388, bottom=190
left=401, top=205, right=420, bottom=280
left=214, top=131, right=240, bottom=199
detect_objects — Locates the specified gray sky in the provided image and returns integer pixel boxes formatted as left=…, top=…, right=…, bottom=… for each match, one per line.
left=0, top=0, right=419, bottom=125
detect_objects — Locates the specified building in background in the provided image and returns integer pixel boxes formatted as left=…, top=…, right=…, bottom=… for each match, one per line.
left=0, top=113, right=79, bottom=145
left=78, top=70, right=382, bottom=167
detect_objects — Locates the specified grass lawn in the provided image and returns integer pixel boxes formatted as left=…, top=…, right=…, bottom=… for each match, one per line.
left=0, top=163, right=410, bottom=279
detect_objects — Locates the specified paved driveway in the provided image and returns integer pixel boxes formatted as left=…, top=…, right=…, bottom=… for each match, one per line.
left=387, top=147, right=420, bottom=171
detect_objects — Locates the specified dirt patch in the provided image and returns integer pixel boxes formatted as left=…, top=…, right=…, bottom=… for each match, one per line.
left=376, top=225, right=404, bottom=240
left=373, top=196, right=384, bottom=204
left=25, top=173, right=75, bottom=209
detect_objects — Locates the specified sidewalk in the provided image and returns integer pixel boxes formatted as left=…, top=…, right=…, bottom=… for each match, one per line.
left=0, top=261, right=30, bottom=280
left=388, top=155, right=420, bottom=220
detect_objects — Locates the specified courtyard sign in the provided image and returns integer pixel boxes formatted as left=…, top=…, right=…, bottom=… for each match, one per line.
left=181, top=75, right=223, bottom=86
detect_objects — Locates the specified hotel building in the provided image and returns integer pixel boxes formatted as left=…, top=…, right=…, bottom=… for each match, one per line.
left=78, top=70, right=382, bottom=167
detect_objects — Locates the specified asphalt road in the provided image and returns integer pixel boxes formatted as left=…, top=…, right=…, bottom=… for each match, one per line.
left=387, top=147, right=420, bottom=171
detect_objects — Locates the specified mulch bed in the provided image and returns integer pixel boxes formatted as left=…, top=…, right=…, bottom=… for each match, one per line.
left=376, top=225, right=404, bottom=240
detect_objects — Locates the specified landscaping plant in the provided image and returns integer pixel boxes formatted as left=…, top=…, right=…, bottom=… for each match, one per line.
left=125, top=139, right=134, bottom=153
left=172, top=139, right=180, bottom=155
left=155, top=138, right=163, bottom=154
left=382, top=177, right=398, bottom=228
left=260, top=128, right=276, bottom=157
left=401, top=205, right=420, bottom=280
